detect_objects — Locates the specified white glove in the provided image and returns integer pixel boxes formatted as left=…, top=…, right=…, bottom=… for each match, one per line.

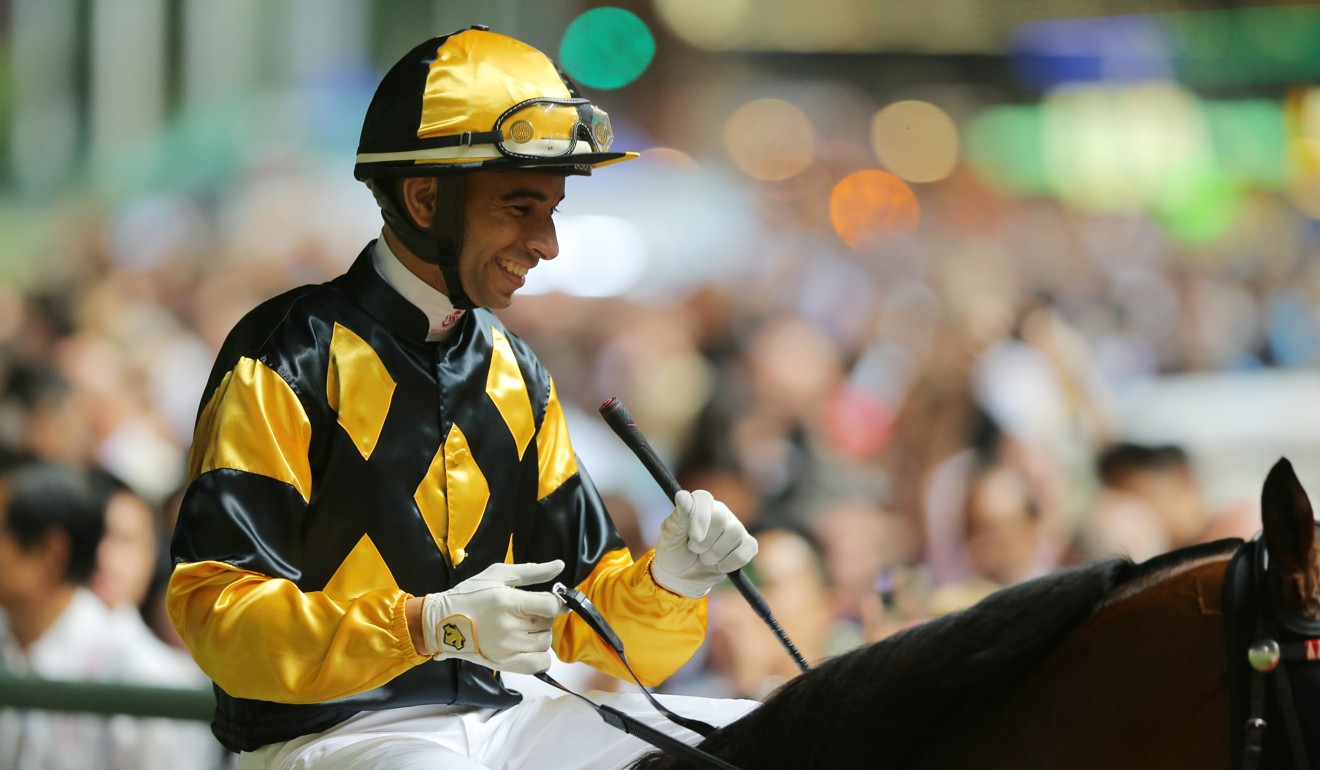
left=651, top=490, right=758, bottom=598
left=421, top=560, right=564, bottom=674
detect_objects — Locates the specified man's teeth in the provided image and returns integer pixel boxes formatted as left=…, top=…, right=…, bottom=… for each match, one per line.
left=498, top=259, right=527, bottom=277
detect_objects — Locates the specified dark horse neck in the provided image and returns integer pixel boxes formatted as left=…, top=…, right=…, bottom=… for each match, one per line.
left=961, top=555, right=1233, bottom=769
left=630, top=459, right=1320, bottom=770
left=630, top=546, right=1239, bottom=770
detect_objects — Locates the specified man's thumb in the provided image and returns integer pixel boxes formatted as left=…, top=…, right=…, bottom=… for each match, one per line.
left=504, top=559, right=565, bottom=587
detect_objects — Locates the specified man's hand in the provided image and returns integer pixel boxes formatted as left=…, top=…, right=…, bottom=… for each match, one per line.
left=419, top=560, right=564, bottom=674
left=651, top=490, right=758, bottom=598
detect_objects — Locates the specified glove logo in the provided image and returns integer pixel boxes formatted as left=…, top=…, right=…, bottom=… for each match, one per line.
left=442, top=622, right=466, bottom=651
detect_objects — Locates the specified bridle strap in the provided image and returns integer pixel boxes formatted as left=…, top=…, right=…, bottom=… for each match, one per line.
left=1241, top=608, right=1267, bottom=770
left=1234, top=534, right=1316, bottom=770
left=1269, top=652, right=1310, bottom=769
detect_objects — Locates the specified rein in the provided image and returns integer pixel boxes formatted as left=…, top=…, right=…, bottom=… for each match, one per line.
left=539, top=582, right=741, bottom=770
left=545, top=396, right=811, bottom=769
left=1224, top=530, right=1320, bottom=770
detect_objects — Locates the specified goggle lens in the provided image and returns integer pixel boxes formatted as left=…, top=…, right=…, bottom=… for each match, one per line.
left=495, top=99, right=613, bottom=159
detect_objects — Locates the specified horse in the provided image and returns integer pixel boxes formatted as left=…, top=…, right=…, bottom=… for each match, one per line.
left=630, top=458, right=1320, bottom=770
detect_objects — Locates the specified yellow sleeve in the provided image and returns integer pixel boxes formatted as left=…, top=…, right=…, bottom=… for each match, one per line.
left=552, top=549, right=707, bottom=687
left=167, top=561, right=428, bottom=704
left=172, top=353, right=429, bottom=703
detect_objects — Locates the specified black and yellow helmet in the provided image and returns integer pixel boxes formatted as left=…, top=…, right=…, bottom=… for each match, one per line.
left=355, top=26, right=637, bottom=310
left=354, top=26, right=638, bottom=179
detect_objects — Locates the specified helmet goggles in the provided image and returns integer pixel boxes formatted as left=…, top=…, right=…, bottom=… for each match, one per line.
left=495, top=98, right=614, bottom=160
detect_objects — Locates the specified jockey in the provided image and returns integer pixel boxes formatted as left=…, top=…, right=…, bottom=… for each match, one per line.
left=166, top=26, right=758, bottom=769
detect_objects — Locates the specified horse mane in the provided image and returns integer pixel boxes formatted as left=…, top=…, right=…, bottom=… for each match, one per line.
left=632, top=547, right=1240, bottom=770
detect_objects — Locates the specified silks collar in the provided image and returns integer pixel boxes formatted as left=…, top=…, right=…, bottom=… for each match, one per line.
left=371, top=235, right=466, bottom=342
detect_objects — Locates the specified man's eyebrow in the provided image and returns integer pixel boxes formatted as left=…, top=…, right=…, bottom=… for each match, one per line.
left=500, top=189, right=567, bottom=206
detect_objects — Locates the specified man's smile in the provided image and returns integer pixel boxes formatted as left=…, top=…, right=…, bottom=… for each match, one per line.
left=496, top=257, right=529, bottom=278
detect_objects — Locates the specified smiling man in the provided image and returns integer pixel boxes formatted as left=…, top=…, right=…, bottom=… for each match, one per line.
left=166, top=27, right=758, bottom=770
left=387, top=171, right=565, bottom=312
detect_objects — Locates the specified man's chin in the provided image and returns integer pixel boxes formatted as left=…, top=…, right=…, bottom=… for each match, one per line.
left=480, top=294, right=514, bottom=311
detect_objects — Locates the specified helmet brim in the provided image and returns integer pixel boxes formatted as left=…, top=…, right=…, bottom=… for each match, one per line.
left=354, top=151, right=639, bottom=180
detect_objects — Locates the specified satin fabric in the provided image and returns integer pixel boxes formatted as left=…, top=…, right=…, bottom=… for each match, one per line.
left=189, top=359, right=313, bottom=503
left=167, top=560, right=422, bottom=704
left=326, top=322, right=397, bottom=460
left=353, top=28, right=638, bottom=172
left=552, top=550, right=709, bottom=687
left=418, top=31, right=573, bottom=140
left=168, top=244, right=707, bottom=752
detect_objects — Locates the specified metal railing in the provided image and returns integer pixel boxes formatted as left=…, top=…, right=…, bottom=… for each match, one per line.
left=0, top=672, right=214, bottom=721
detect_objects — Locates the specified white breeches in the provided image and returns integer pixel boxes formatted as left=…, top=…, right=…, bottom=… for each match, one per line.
left=238, top=691, right=757, bottom=770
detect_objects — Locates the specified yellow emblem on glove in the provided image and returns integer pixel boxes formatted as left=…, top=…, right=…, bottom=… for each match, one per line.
left=442, top=622, right=466, bottom=651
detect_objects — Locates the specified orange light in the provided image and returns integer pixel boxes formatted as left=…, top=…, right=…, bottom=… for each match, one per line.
left=830, top=170, right=920, bottom=252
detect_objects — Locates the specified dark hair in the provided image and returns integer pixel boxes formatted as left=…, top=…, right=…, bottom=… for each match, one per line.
left=0, top=446, right=36, bottom=475
left=1096, top=442, right=1189, bottom=486
left=2, top=462, right=105, bottom=584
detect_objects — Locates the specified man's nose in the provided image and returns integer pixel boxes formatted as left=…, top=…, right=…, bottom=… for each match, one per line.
left=527, top=218, right=558, bottom=261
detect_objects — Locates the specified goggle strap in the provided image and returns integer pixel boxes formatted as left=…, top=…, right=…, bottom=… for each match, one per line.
left=359, top=130, right=502, bottom=155
left=495, top=97, right=593, bottom=125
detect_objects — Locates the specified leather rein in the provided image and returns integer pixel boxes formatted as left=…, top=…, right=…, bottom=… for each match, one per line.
left=537, top=582, right=743, bottom=770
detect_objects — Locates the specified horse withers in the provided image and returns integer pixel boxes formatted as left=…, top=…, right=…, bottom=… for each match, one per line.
left=631, top=458, right=1320, bottom=770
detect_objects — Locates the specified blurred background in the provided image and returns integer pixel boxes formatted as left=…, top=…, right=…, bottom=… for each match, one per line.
left=2, top=0, right=1320, bottom=730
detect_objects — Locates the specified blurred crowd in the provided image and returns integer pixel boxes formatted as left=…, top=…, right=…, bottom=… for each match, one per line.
left=1, top=138, right=1318, bottom=759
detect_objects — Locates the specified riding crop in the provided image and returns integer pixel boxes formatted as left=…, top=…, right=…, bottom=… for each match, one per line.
left=599, top=397, right=811, bottom=673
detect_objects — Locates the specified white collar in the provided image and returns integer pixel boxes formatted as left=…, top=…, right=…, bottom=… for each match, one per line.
left=371, top=235, right=467, bottom=342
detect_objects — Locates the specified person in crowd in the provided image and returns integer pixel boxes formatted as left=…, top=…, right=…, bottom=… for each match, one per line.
left=808, top=495, right=921, bottom=643
left=1092, top=442, right=1208, bottom=553
left=166, top=27, right=758, bottom=769
left=701, top=523, right=848, bottom=700
left=0, top=460, right=219, bottom=770
left=89, top=471, right=165, bottom=614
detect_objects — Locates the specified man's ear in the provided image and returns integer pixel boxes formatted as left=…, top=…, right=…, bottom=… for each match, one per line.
left=36, top=528, right=71, bottom=584
left=401, top=177, right=438, bottom=230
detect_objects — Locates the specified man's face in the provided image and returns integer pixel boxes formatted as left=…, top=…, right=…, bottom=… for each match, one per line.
left=456, top=170, right=564, bottom=309
left=0, top=482, right=53, bottom=610
left=90, top=490, right=158, bottom=609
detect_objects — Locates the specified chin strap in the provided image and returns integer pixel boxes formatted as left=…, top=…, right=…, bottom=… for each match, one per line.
left=365, top=176, right=475, bottom=310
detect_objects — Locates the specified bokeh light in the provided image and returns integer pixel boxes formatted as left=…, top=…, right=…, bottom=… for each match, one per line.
left=1204, top=100, right=1286, bottom=188
left=829, top=169, right=920, bottom=252
left=871, top=100, right=960, bottom=183
left=723, top=98, right=816, bottom=181
left=653, top=0, right=751, bottom=51
left=558, top=8, right=655, bottom=90
left=638, top=146, right=702, bottom=170
left=1154, top=164, right=1239, bottom=244
left=1042, top=83, right=1212, bottom=213
left=965, top=105, right=1049, bottom=194
left=1286, top=86, right=1320, bottom=218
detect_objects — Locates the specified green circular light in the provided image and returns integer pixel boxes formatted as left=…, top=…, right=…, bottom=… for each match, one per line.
left=559, top=8, right=655, bottom=91
left=1157, top=165, right=1239, bottom=244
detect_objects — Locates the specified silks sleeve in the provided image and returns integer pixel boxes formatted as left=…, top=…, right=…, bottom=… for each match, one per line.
left=552, top=549, right=708, bottom=686
left=167, top=356, right=427, bottom=705
left=532, top=380, right=707, bottom=686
